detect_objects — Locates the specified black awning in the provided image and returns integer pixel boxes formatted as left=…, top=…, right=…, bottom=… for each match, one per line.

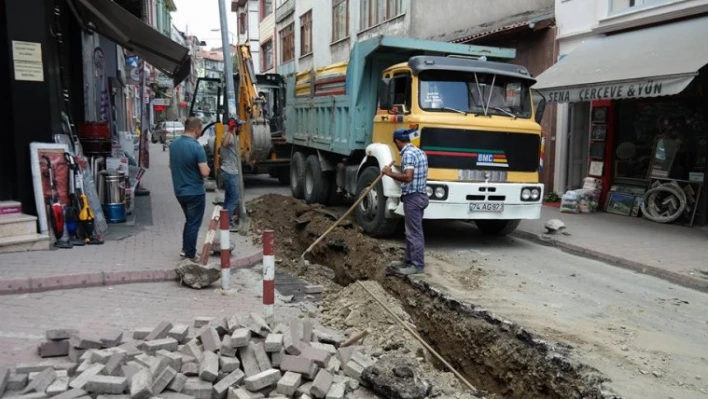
left=69, top=0, right=191, bottom=86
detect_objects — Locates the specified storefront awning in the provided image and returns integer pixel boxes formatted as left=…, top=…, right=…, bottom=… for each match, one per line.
left=68, top=0, right=191, bottom=86
left=533, top=16, right=708, bottom=104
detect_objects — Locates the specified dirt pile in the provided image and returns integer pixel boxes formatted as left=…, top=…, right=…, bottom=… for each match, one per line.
left=247, top=194, right=399, bottom=285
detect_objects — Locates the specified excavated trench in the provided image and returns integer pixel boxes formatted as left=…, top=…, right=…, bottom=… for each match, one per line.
left=249, top=194, right=611, bottom=399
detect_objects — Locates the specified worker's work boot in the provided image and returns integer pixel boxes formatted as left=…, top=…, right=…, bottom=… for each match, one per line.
left=389, top=260, right=409, bottom=268
left=395, top=265, right=424, bottom=275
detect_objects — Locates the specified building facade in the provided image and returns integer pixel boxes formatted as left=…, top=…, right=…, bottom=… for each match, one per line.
left=234, top=0, right=262, bottom=73
left=534, top=0, right=708, bottom=226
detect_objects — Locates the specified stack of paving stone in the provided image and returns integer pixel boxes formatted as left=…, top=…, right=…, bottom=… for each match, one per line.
left=0, top=313, right=376, bottom=399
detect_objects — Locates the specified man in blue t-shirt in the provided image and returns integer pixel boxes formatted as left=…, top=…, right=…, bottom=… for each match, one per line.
left=170, top=117, right=210, bottom=261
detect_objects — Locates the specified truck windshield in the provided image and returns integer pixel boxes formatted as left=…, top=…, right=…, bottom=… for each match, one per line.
left=419, top=70, right=532, bottom=118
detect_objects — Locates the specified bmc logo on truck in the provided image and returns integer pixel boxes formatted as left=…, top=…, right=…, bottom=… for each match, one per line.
left=476, top=152, right=509, bottom=168
left=478, top=154, right=494, bottom=163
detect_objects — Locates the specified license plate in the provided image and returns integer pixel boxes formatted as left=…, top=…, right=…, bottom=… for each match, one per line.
left=469, top=203, right=504, bottom=212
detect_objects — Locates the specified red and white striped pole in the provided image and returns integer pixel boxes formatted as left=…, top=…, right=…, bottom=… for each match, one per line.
left=199, top=205, right=222, bottom=265
left=262, top=230, right=275, bottom=319
left=219, top=209, right=231, bottom=290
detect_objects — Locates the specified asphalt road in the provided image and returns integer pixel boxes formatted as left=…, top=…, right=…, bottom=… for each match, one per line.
left=246, top=177, right=708, bottom=399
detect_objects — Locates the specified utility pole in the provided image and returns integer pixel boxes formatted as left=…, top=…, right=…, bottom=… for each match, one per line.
left=218, top=0, right=249, bottom=233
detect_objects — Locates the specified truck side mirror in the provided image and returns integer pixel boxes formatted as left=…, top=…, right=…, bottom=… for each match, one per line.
left=535, top=98, right=547, bottom=123
left=379, top=78, right=391, bottom=111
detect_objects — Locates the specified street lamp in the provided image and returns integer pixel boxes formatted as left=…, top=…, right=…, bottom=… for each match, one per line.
left=210, top=28, right=236, bottom=44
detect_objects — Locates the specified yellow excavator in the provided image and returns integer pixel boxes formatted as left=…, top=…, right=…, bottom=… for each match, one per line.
left=189, top=44, right=290, bottom=185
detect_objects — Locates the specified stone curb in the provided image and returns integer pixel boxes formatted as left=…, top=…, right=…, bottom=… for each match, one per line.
left=0, top=251, right=263, bottom=296
left=512, top=229, right=708, bottom=294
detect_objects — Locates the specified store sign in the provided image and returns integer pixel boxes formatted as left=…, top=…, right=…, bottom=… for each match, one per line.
left=540, top=76, right=695, bottom=104
left=153, top=98, right=171, bottom=106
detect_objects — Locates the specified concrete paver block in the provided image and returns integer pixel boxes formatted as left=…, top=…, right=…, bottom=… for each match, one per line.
left=300, top=347, right=331, bottom=368
left=309, top=343, right=336, bottom=356
left=46, top=329, right=78, bottom=341
left=51, top=388, right=87, bottom=399
left=90, top=349, right=115, bottom=364
left=270, top=350, right=284, bottom=368
left=309, top=370, right=332, bottom=399
left=225, top=317, right=242, bottom=334
left=199, top=328, right=220, bottom=353
left=179, top=340, right=203, bottom=362
left=304, top=285, right=322, bottom=294
left=243, top=369, right=280, bottom=392
left=220, top=336, right=236, bottom=358
left=247, top=314, right=271, bottom=337
left=219, top=357, right=240, bottom=374
left=2, top=392, right=49, bottom=399
left=117, top=343, right=142, bottom=360
left=283, top=321, right=305, bottom=356
left=324, top=357, right=340, bottom=374
left=128, top=368, right=152, bottom=399
left=275, top=372, right=301, bottom=397
left=100, top=331, right=124, bottom=348
left=263, top=335, right=282, bottom=353
left=279, top=356, right=317, bottom=380
left=168, top=325, right=189, bottom=344
left=251, top=343, right=271, bottom=372
left=324, top=383, right=344, bottom=399
left=23, top=368, right=56, bottom=394
left=38, top=340, right=70, bottom=358
left=84, top=376, right=127, bottom=395
left=181, top=378, right=211, bottom=399
left=8, top=373, right=29, bottom=391
left=230, top=329, right=251, bottom=348
left=15, top=363, right=75, bottom=375
left=148, top=356, right=171, bottom=379
left=68, top=346, right=86, bottom=363
left=145, top=323, right=173, bottom=342
left=105, top=353, right=127, bottom=377
left=226, top=387, right=251, bottom=399
left=180, top=363, right=198, bottom=377
left=296, top=382, right=312, bottom=397
left=121, top=364, right=141, bottom=381
left=159, top=393, right=196, bottom=399
left=335, top=347, right=354, bottom=366
left=193, top=317, right=215, bottom=329
left=0, top=367, right=9, bottom=397
left=167, top=373, right=187, bottom=393
left=69, top=335, right=103, bottom=350
left=212, top=369, right=245, bottom=399
left=156, top=350, right=182, bottom=371
left=132, top=328, right=152, bottom=341
left=237, top=345, right=260, bottom=378
left=301, top=320, right=313, bottom=344
left=198, top=352, right=218, bottom=382
left=151, top=366, right=177, bottom=394
left=342, top=361, right=364, bottom=382
left=140, top=338, right=178, bottom=354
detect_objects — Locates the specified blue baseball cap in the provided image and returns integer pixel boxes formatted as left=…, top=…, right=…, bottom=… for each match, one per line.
left=393, top=128, right=413, bottom=141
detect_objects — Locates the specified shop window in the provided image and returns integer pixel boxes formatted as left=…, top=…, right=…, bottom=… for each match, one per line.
left=280, top=23, right=295, bottom=63
left=300, top=11, right=313, bottom=56
left=332, top=0, right=349, bottom=42
left=360, top=0, right=402, bottom=30
left=613, top=99, right=707, bottom=182
left=261, top=40, right=273, bottom=70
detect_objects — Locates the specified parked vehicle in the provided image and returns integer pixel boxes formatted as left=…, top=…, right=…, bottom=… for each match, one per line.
left=285, top=35, right=547, bottom=237
left=151, top=121, right=185, bottom=143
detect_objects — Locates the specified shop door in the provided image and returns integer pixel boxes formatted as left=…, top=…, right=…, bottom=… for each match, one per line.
left=567, top=102, right=590, bottom=189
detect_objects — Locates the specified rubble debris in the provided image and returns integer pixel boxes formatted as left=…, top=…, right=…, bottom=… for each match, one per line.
left=175, top=261, right=221, bottom=289
left=361, top=357, right=430, bottom=399
left=304, top=285, right=323, bottom=295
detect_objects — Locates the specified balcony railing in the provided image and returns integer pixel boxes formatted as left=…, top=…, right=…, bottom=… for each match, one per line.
left=275, top=0, right=294, bottom=23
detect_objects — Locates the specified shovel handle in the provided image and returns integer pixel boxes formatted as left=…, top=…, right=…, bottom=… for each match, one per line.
left=301, top=161, right=395, bottom=259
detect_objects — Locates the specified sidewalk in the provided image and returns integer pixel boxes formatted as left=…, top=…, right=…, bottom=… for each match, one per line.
left=516, top=206, right=708, bottom=292
left=0, top=145, right=263, bottom=294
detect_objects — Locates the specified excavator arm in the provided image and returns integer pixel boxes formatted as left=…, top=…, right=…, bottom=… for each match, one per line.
left=235, top=44, right=272, bottom=163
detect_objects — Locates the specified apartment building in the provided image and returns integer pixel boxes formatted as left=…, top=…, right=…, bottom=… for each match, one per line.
left=233, top=0, right=262, bottom=73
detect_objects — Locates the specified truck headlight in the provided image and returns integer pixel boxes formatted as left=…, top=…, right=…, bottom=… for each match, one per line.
left=434, top=187, right=446, bottom=199
left=530, top=188, right=541, bottom=200
left=521, top=188, right=531, bottom=201
left=426, top=186, right=433, bottom=197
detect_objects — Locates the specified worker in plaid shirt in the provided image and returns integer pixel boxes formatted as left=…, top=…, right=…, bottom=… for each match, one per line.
left=382, top=128, right=429, bottom=275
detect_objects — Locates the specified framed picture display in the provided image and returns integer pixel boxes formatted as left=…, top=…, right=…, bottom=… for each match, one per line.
left=589, top=161, right=604, bottom=177
left=591, top=124, right=607, bottom=141
left=592, top=106, right=608, bottom=123
left=590, top=141, right=606, bottom=160
left=605, top=192, right=635, bottom=216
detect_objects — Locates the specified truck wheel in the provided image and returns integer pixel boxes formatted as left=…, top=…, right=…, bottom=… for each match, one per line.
left=304, top=155, right=330, bottom=204
left=290, top=152, right=306, bottom=199
left=475, top=219, right=521, bottom=236
left=355, top=166, right=399, bottom=238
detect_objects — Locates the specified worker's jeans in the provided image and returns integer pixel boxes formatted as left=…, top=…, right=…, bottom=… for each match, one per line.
left=222, top=171, right=240, bottom=222
left=402, top=192, right=429, bottom=270
left=177, top=194, right=205, bottom=259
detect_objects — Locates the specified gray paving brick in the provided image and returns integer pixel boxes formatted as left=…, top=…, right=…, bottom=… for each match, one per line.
left=8, top=373, right=28, bottom=391
left=225, top=317, right=243, bottom=334
left=160, top=393, right=195, bottom=399
left=3, top=392, right=49, bottom=399
left=166, top=373, right=187, bottom=393
left=342, top=361, right=364, bottom=382
left=220, top=336, right=236, bottom=358
left=283, top=321, right=304, bottom=356
left=230, top=329, right=251, bottom=348
left=168, top=325, right=189, bottom=344
left=151, top=366, right=177, bottom=394
left=301, top=320, right=313, bottom=344
left=105, top=353, right=127, bottom=377
left=181, top=378, right=211, bottom=399
left=263, top=335, right=282, bottom=353
left=247, top=314, right=271, bottom=338
left=193, top=317, right=214, bottom=329
left=155, top=351, right=182, bottom=371
left=270, top=350, right=284, bottom=368
left=68, top=346, right=87, bottom=363
left=90, top=349, right=115, bottom=364
left=22, top=368, right=56, bottom=394
left=296, top=382, right=312, bottom=397
left=279, top=356, right=315, bottom=379
left=199, top=328, right=220, bottom=353
left=300, top=347, right=331, bottom=368
left=310, top=370, right=332, bottom=399
left=140, top=338, right=178, bottom=354
left=132, top=328, right=152, bottom=341
left=309, top=343, right=336, bottom=355
left=251, top=343, right=271, bottom=372
left=46, top=372, right=69, bottom=396
left=179, top=340, right=203, bottom=362
left=100, top=331, right=124, bottom=348
left=121, top=364, right=142, bottom=381
left=198, top=352, right=218, bottom=383
left=149, top=356, right=171, bottom=379
left=226, top=387, right=251, bottom=399
left=237, top=345, right=260, bottom=378
left=219, top=357, right=240, bottom=374
left=212, top=369, right=245, bottom=399
left=145, top=322, right=173, bottom=342
left=128, top=368, right=152, bottom=399
left=334, top=347, right=354, bottom=366
left=84, top=376, right=127, bottom=395
left=69, top=335, right=103, bottom=350
left=51, top=388, right=87, bottom=399
left=324, top=357, right=340, bottom=374
left=180, top=363, right=198, bottom=377
left=70, top=364, right=105, bottom=390
left=324, top=383, right=344, bottom=399
left=46, top=330, right=79, bottom=341
left=275, top=372, right=301, bottom=397
left=0, top=367, right=10, bottom=396
left=243, top=369, right=280, bottom=392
